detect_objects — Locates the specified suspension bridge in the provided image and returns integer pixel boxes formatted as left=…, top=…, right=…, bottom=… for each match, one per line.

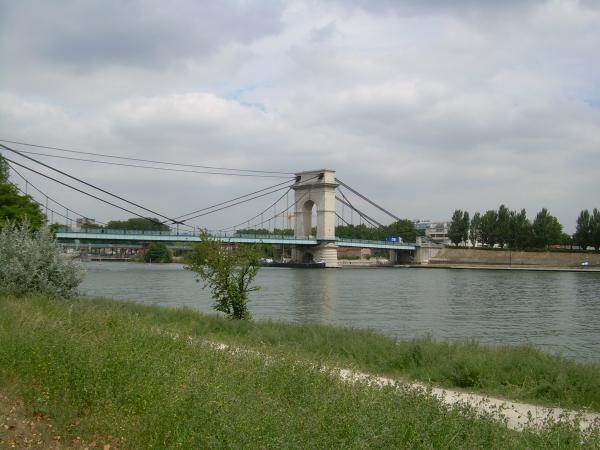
left=54, top=170, right=416, bottom=266
left=1, top=141, right=423, bottom=267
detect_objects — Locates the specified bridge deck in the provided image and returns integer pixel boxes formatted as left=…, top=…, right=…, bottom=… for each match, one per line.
left=56, top=230, right=416, bottom=250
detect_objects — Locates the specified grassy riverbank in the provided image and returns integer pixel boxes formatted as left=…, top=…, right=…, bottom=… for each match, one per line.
left=1, top=294, right=599, bottom=448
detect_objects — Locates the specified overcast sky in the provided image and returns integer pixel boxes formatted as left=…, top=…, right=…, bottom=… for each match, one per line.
left=1, top=0, right=599, bottom=232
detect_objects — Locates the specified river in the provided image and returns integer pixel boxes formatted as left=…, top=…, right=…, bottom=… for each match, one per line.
left=80, top=262, right=600, bottom=362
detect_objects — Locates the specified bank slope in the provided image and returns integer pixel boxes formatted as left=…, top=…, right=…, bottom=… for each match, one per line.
left=0, top=294, right=599, bottom=449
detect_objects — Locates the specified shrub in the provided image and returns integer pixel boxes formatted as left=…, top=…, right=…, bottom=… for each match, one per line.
left=186, top=231, right=260, bottom=320
left=0, top=220, right=83, bottom=297
left=143, top=242, right=173, bottom=263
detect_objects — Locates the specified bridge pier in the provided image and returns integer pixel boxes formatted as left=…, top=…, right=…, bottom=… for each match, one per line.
left=291, top=169, right=339, bottom=267
left=292, top=242, right=339, bottom=267
left=389, top=249, right=415, bottom=265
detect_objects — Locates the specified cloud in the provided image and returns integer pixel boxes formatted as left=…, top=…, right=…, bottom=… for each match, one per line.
left=1, top=0, right=600, bottom=231
left=0, top=0, right=284, bottom=71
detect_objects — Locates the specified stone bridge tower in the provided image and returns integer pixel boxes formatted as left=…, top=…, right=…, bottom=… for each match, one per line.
left=291, top=169, right=339, bottom=267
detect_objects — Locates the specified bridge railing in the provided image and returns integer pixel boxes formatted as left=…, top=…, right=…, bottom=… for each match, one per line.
left=57, top=228, right=309, bottom=241
left=231, top=233, right=301, bottom=240
left=56, top=228, right=415, bottom=246
left=57, top=227, right=195, bottom=237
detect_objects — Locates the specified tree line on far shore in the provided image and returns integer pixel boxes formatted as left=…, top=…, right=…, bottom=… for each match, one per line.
left=234, top=220, right=419, bottom=243
left=448, top=205, right=600, bottom=250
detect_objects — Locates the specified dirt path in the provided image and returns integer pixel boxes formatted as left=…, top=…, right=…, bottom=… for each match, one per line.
left=0, top=390, right=117, bottom=450
left=0, top=390, right=62, bottom=449
left=193, top=336, right=600, bottom=433
left=336, top=369, right=600, bottom=432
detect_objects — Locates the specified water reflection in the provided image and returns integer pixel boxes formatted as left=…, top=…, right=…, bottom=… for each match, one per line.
left=80, top=263, right=600, bottom=361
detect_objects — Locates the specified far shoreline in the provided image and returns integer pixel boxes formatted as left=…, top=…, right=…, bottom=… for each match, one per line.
left=405, top=264, right=600, bottom=273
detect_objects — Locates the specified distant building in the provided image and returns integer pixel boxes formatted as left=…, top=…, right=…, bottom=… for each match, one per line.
left=413, top=219, right=451, bottom=245
left=75, top=217, right=96, bottom=229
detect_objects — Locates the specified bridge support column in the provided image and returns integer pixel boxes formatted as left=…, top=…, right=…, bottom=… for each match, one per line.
left=291, top=169, right=339, bottom=267
left=291, top=242, right=339, bottom=267
left=389, top=249, right=415, bottom=265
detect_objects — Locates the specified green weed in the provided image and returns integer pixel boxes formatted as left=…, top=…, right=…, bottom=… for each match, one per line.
left=1, top=294, right=599, bottom=448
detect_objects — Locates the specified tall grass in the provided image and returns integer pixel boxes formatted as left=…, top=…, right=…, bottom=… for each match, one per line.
left=118, top=299, right=600, bottom=412
left=1, top=294, right=598, bottom=448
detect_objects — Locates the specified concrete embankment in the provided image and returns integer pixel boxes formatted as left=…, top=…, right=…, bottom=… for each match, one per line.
left=338, top=258, right=392, bottom=267
left=423, top=247, right=600, bottom=271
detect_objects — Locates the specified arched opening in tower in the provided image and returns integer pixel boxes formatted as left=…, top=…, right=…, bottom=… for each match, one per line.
left=301, top=199, right=317, bottom=238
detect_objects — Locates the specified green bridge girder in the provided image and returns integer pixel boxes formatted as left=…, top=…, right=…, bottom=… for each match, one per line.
left=56, top=230, right=417, bottom=251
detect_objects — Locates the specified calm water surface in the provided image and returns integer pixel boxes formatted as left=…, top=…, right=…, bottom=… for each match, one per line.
left=80, top=262, right=600, bottom=361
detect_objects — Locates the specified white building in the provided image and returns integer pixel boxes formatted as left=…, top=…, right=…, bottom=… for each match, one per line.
left=413, top=219, right=451, bottom=245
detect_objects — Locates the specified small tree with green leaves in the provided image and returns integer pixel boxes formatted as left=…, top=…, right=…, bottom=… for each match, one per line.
left=1, top=155, right=45, bottom=229
left=532, top=208, right=563, bottom=248
left=573, top=209, right=591, bottom=250
left=186, top=231, right=260, bottom=320
left=480, top=210, right=498, bottom=247
left=107, top=217, right=170, bottom=231
left=144, top=242, right=172, bottom=263
left=590, top=208, right=600, bottom=251
left=496, top=204, right=511, bottom=248
left=508, top=208, right=532, bottom=250
left=448, top=210, right=469, bottom=246
left=469, top=212, right=481, bottom=247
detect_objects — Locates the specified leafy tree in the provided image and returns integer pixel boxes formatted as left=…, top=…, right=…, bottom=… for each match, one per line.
left=235, top=228, right=294, bottom=236
left=0, top=156, right=45, bottom=229
left=590, top=208, right=600, bottom=251
left=448, top=209, right=468, bottom=246
left=560, top=232, right=573, bottom=248
left=508, top=209, right=532, bottom=250
left=532, top=208, right=563, bottom=248
left=186, top=231, right=260, bottom=320
left=335, top=219, right=417, bottom=242
left=336, top=223, right=374, bottom=240
left=144, top=242, right=173, bottom=263
left=385, top=219, right=418, bottom=243
left=573, top=209, right=591, bottom=250
left=0, top=155, right=8, bottom=183
left=107, top=217, right=170, bottom=231
left=496, top=204, right=511, bottom=248
left=48, top=222, right=62, bottom=238
left=479, top=210, right=498, bottom=247
left=81, top=222, right=103, bottom=230
left=469, top=212, right=481, bottom=247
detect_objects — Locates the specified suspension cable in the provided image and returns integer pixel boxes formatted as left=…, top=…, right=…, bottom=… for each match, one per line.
left=179, top=185, right=292, bottom=224
left=13, top=149, right=293, bottom=179
left=1, top=143, right=187, bottom=226
left=11, top=182, right=76, bottom=225
left=335, top=212, right=352, bottom=227
left=7, top=163, right=107, bottom=225
left=240, top=191, right=309, bottom=233
left=336, top=193, right=383, bottom=228
left=336, top=178, right=400, bottom=221
left=170, top=179, right=293, bottom=222
left=217, top=188, right=294, bottom=232
left=0, top=138, right=294, bottom=175
left=216, top=174, right=321, bottom=232
left=3, top=157, right=181, bottom=228
left=337, top=187, right=382, bottom=227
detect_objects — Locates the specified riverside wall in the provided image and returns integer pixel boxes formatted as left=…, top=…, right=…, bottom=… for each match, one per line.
left=338, top=258, right=392, bottom=267
left=428, top=248, right=600, bottom=267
